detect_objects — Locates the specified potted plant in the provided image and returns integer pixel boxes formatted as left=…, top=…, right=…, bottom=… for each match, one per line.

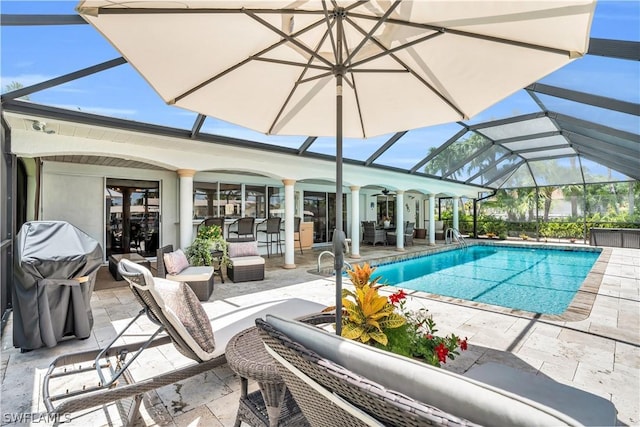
left=382, top=216, right=391, bottom=229
left=327, top=264, right=467, bottom=367
left=186, top=225, right=229, bottom=267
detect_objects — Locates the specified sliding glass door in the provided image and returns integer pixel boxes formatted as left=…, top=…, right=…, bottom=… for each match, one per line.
left=304, top=191, right=346, bottom=244
left=106, top=178, right=160, bottom=257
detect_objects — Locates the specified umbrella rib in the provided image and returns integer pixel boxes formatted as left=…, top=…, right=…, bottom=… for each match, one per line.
left=348, top=32, right=444, bottom=70
left=268, top=19, right=336, bottom=135
left=298, top=71, right=335, bottom=85
left=172, top=15, right=329, bottom=103
left=251, top=57, right=330, bottom=70
left=345, top=16, right=468, bottom=120
left=350, top=69, right=409, bottom=73
left=344, top=0, right=401, bottom=65
left=243, top=10, right=334, bottom=68
left=340, top=27, right=366, bottom=138
left=349, top=12, right=576, bottom=57
left=322, top=0, right=339, bottom=64
left=91, top=7, right=327, bottom=16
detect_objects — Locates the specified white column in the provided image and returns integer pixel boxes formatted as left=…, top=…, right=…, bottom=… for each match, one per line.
left=350, top=185, right=361, bottom=258
left=177, top=169, right=196, bottom=249
left=395, top=190, right=405, bottom=251
left=453, top=197, right=460, bottom=231
left=428, top=193, right=436, bottom=246
left=283, top=179, right=296, bottom=269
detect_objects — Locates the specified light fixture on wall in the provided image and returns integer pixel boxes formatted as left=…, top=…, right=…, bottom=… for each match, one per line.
left=370, top=201, right=375, bottom=209
left=30, top=120, right=55, bottom=134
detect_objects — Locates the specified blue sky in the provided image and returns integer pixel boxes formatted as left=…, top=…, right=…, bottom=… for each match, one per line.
left=1, top=0, right=638, bottom=168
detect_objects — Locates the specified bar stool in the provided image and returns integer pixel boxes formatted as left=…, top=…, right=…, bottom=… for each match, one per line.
left=258, top=217, right=283, bottom=257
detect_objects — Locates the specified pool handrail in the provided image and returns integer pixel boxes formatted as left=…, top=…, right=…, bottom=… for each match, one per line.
left=445, top=228, right=468, bottom=248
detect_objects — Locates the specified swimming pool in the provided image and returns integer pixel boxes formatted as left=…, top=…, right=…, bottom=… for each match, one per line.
left=371, top=245, right=601, bottom=315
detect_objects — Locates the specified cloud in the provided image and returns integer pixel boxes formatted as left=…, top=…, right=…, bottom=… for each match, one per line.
left=51, top=104, right=138, bottom=117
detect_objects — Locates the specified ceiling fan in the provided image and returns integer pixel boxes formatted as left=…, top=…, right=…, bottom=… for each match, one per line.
left=372, top=188, right=397, bottom=197
left=372, top=188, right=397, bottom=218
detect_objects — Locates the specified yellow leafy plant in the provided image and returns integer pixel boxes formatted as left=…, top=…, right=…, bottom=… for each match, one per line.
left=325, top=263, right=405, bottom=346
left=346, top=263, right=381, bottom=289
left=341, top=283, right=406, bottom=345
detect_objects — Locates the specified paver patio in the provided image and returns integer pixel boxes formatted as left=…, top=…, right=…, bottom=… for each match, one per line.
left=1, top=240, right=638, bottom=426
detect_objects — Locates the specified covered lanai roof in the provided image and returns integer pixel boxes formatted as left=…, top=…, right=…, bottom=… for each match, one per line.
left=1, top=1, right=638, bottom=191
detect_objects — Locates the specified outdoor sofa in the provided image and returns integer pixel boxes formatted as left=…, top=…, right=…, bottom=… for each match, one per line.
left=257, top=314, right=618, bottom=427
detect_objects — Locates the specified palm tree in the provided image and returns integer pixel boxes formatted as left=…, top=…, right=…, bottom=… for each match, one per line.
left=3, top=81, right=29, bottom=100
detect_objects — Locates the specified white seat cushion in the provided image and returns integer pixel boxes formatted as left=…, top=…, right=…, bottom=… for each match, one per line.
left=230, top=256, right=265, bottom=267
left=465, top=362, right=617, bottom=427
left=167, top=265, right=214, bottom=282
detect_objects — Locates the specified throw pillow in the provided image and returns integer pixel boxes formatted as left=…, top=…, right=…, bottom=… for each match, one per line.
left=155, top=279, right=216, bottom=359
left=228, top=241, right=259, bottom=258
left=164, top=249, right=189, bottom=275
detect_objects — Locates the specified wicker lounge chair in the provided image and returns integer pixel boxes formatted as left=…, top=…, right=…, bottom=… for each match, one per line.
left=42, top=260, right=324, bottom=425
left=257, top=314, right=618, bottom=427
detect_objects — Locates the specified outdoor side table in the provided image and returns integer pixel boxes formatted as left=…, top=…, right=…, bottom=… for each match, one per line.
left=226, top=327, right=308, bottom=427
left=210, top=249, right=225, bottom=283
left=108, top=253, right=151, bottom=281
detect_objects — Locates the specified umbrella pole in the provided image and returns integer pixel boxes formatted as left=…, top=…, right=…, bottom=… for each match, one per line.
left=333, top=72, right=344, bottom=336
left=333, top=10, right=345, bottom=336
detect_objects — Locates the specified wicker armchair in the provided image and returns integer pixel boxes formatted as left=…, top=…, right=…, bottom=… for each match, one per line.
left=404, top=221, right=415, bottom=246
left=157, top=244, right=215, bottom=301
left=362, top=221, right=386, bottom=246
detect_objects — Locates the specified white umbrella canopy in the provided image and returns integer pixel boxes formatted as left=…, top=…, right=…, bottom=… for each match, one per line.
left=77, top=0, right=594, bottom=138
left=77, top=0, right=595, bottom=333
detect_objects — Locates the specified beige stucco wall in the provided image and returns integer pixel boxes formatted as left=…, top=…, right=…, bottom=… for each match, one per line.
left=41, top=161, right=178, bottom=261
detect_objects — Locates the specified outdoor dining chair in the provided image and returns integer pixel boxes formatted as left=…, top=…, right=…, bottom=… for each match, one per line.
left=228, top=217, right=256, bottom=242
left=294, top=217, right=304, bottom=254
left=198, top=217, right=225, bottom=232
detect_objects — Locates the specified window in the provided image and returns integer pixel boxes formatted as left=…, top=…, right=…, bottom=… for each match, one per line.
left=193, top=182, right=219, bottom=219
left=245, top=185, right=266, bottom=218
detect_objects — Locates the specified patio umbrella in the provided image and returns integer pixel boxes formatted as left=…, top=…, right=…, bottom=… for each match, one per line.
left=77, top=0, right=595, bottom=334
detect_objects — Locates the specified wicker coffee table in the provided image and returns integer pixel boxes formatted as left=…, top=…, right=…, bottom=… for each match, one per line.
left=226, top=327, right=308, bottom=427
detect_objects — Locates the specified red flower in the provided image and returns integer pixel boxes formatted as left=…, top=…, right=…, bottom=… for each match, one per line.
left=425, top=333, right=433, bottom=340
left=435, top=343, right=449, bottom=363
left=459, top=338, right=468, bottom=351
left=388, top=289, right=407, bottom=305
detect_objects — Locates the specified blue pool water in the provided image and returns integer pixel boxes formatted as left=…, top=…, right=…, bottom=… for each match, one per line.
left=371, top=245, right=601, bottom=315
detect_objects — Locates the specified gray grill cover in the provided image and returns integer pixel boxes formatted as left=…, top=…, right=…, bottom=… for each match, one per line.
left=13, top=221, right=102, bottom=350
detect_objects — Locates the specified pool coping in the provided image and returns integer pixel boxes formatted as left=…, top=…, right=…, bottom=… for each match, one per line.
left=327, top=241, right=610, bottom=323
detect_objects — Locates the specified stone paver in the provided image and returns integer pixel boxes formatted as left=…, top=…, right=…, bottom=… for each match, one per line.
left=1, top=243, right=638, bottom=426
